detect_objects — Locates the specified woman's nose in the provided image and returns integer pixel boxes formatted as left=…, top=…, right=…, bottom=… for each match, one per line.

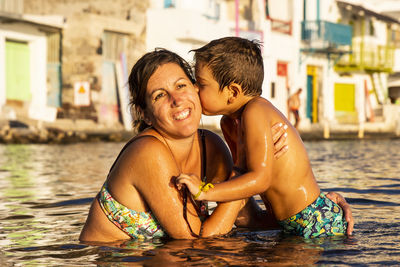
left=170, top=91, right=183, bottom=106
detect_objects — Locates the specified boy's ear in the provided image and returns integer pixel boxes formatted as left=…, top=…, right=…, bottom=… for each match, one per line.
left=227, top=83, right=241, bottom=104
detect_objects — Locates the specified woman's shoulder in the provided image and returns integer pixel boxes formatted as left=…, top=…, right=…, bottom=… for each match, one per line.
left=109, top=132, right=178, bottom=181
left=123, top=133, right=168, bottom=158
left=111, top=132, right=172, bottom=170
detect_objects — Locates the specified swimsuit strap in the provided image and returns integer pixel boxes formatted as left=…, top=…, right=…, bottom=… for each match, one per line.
left=200, top=129, right=207, bottom=183
left=151, top=128, right=200, bottom=238
left=198, top=129, right=208, bottom=237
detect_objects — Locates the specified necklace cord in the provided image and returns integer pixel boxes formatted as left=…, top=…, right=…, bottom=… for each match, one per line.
left=155, top=128, right=200, bottom=238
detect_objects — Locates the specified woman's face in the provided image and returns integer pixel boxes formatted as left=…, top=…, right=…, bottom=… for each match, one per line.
left=143, top=63, right=202, bottom=139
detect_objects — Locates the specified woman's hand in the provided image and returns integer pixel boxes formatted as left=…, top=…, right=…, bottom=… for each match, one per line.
left=326, top=192, right=354, bottom=236
left=271, top=123, right=288, bottom=159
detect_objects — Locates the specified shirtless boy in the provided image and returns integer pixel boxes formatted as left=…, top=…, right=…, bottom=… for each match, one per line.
left=177, top=37, right=352, bottom=238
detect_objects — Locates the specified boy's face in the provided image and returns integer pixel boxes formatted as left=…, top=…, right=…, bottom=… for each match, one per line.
left=195, top=63, right=230, bottom=116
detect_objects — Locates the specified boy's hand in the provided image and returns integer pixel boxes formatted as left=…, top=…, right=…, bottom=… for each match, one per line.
left=175, top=173, right=203, bottom=199
left=326, top=192, right=354, bottom=236
left=271, top=123, right=288, bottom=159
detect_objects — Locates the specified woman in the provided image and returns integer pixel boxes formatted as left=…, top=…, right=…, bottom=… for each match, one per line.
left=80, top=49, right=352, bottom=242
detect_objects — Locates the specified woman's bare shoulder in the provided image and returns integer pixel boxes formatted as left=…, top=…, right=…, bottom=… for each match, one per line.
left=110, top=134, right=178, bottom=181
left=121, top=132, right=175, bottom=159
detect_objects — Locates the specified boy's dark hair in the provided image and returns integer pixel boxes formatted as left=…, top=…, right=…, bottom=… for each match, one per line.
left=128, top=48, right=195, bottom=132
left=192, top=36, right=264, bottom=96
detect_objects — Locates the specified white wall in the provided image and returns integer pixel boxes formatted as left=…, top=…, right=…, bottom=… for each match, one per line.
left=0, top=23, right=48, bottom=119
left=146, top=8, right=231, bottom=62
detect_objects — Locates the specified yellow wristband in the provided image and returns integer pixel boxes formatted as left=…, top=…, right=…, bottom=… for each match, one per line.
left=193, top=182, right=214, bottom=200
left=193, top=182, right=205, bottom=200
left=202, top=183, right=214, bottom=192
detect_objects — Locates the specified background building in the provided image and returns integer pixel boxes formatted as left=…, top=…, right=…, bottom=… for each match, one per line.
left=0, top=0, right=399, bottom=138
left=1, top=0, right=148, bottom=131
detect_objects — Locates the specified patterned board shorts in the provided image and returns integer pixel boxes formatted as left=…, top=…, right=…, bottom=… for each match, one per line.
left=278, top=192, right=348, bottom=238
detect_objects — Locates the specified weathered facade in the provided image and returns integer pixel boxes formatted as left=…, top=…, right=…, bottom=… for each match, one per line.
left=1, top=0, right=148, bottom=131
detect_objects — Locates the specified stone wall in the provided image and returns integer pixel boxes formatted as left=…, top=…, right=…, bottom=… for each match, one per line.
left=23, top=0, right=148, bottom=124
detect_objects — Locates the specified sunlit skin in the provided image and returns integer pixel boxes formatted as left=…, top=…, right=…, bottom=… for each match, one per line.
left=177, top=64, right=354, bottom=235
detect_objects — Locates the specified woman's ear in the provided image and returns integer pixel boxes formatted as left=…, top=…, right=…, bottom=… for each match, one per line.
left=137, top=107, right=152, bottom=126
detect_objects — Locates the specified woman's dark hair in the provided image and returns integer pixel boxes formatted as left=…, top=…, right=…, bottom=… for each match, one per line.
left=128, top=48, right=195, bottom=132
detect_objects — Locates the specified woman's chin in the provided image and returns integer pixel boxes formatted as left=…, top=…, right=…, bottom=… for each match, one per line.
left=173, top=123, right=200, bottom=137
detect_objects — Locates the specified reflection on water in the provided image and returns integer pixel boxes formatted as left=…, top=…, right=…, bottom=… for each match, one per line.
left=0, top=140, right=399, bottom=266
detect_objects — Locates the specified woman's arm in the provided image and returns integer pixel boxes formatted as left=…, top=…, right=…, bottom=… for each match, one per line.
left=131, top=137, right=243, bottom=239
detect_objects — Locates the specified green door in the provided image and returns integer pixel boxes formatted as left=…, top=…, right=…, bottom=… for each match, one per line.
left=5, top=40, right=31, bottom=101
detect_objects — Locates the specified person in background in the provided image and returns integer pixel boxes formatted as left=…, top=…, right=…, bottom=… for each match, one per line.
left=287, top=88, right=302, bottom=129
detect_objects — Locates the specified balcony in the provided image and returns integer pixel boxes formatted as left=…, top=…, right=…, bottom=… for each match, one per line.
left=301, top=20, right=353, bottom=53
left=335, top=39, right=395, bottom=72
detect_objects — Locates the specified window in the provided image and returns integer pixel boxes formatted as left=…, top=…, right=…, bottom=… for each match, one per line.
left=164, top=0, right=176, bottom=8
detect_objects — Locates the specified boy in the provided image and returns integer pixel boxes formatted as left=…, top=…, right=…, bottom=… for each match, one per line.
left=176, top=37, right=349, bottom=238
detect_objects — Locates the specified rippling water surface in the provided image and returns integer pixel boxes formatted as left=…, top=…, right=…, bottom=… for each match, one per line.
left=0, top=139, right=399, bottom=266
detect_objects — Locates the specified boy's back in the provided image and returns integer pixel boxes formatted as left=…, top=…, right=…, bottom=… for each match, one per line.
left=221, top=96, right=320, bottom=221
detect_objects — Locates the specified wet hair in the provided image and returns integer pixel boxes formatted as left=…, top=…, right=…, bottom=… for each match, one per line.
left=128, top=48, right=195, bottom=132
left=191, top=36, right=264, bottom=96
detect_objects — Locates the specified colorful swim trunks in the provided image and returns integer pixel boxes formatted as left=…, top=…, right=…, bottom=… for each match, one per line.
left=278, top=192, right=347, bottom=238
left=98, top=183, right=167, bottom=240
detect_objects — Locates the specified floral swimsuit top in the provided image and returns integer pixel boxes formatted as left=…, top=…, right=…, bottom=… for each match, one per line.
left=98, top=182, right=166, bottom=240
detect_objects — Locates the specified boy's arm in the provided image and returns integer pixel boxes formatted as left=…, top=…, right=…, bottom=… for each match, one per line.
left=177, top=101, right=276, bottom=202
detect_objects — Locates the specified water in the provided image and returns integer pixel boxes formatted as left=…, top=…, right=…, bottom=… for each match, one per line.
left=0, top=139, right=399, bottom=266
